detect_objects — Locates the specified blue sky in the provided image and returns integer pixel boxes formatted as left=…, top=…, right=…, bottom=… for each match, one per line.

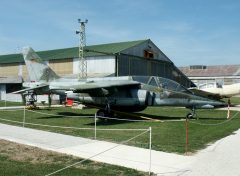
left=0, top=0, right=239, bottom=66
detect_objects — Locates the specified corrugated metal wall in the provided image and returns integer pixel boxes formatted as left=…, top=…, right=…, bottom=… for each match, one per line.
left=0, top=63, right=19, bottom=77
left=117, top=55, right=193, bottom=88
left=49, top=59, right=73, bottom=75
left=22, top=65, right=28, bottom=79
left=122, top=40, right=172, bottom=63
left=73, top=56, right=115, bottom=76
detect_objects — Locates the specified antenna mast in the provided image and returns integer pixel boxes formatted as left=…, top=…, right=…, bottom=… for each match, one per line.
left=76, top=19, right=88, bottom=79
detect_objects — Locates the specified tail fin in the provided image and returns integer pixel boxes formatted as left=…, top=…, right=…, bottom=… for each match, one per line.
left=22, top=47, right=60, bottom=82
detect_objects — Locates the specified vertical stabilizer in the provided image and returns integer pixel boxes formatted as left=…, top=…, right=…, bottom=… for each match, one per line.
left=22, top=47, right=60, bottom=82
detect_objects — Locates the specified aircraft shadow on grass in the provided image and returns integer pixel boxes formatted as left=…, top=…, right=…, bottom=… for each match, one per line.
left=87, top=119, right=130, bottom=126
left=34, top=109, right=129, bottom=125
left=134, top=112, right=184, bottom=120
left=35, top=109, right=231, bottom=124
left=36, top=110, right=185, bottom=123
left=36, top=111, right=94, bottom=119
left=86, top=112, right=185, bottom=126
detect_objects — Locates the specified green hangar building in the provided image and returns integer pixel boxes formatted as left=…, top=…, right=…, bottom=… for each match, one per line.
left=0, top=39, right=194, bottom=102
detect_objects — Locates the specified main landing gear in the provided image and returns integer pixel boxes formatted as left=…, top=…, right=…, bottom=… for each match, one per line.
left=24, top=91, right=38, bottom=109
left=96, top=104, right=114, bottom=119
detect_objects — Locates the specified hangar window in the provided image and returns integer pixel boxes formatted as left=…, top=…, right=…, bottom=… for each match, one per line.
left=190, top=65, right=207, bottom=70
left=144, top=50, right=154, bottom=59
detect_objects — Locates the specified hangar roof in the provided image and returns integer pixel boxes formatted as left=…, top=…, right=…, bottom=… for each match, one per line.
left=179, top=65, right=240, bottom=77
left=0, top=39, right=147, bottom=64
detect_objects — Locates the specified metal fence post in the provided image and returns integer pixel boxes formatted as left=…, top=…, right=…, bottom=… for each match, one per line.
left=149, top=127, right=152, bottom=175
left=185, top=118, right=189, bottom=154
left=23, top=106, right=26, bottom=127
left=94, top=113, right=97, bottom=139
left=4, top=93, right=7, bottom=107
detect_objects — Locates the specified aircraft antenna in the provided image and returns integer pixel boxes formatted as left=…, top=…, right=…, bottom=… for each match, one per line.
left=76, top=19, right=88, bottom=79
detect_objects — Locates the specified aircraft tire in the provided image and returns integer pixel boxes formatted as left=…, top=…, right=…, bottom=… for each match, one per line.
left=186, top=112, right=194, bottom=119
left=97, top=110, right=106, bottom=117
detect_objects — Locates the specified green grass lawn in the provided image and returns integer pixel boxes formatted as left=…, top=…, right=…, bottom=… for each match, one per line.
left=0, top=100, right=22, bottom=107
left=1, top=106, right=240, bottom=154
left=0, top=140, right=147, bottom=176
left=223, top=96, right=240, bottom=105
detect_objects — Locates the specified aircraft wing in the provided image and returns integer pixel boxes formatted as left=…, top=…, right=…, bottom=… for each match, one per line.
left=189, top=87, right=222, bottom=100
left=54, top=80, right=140, bottom=96
left=74, top=80, right=140, bottom=91
left=52, top=80, right=140, bottom=91
left=12, top=84, right=49, bottom=94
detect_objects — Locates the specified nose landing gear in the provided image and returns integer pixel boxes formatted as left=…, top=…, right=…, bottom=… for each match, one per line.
left=186, top=107, right=196, bottom=119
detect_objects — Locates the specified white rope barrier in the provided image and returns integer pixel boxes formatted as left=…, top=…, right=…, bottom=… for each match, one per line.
left=189, top=111, right=240, bottom=126
left=0, top=117, right=147, bottom=132
left=0, top=117, right=147, bottom=131
left=96, top=115, right=157, bottom=122
left=0, top=117, right=26, bottom=125
left=0, top=109, right=24, bottom=112
left=0, top=117, right=94, bottom=130
left=94, top=128, right=147, bottom=131
left=45, top=129, right=151, bottom=176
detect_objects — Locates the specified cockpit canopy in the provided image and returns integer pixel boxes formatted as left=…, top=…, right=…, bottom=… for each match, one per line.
left=131, top=76, right=191, bottom=93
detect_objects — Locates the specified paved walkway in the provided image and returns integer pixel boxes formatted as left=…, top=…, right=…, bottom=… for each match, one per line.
left=0, top=123, right=191, bottom=175
left=183, top=131, right=240, bottom=176
left=1, top=123, right=240, bottom=175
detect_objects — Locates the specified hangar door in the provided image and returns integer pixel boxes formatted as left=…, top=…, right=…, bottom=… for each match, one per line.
left=116, top=55, right=193, bottom=88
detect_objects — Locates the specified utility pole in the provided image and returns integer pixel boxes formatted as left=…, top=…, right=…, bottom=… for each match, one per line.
left=76, top=19, right=88, bottom=79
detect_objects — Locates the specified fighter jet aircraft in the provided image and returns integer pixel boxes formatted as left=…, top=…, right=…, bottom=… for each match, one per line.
left=14, top=47, right=226, bottom=118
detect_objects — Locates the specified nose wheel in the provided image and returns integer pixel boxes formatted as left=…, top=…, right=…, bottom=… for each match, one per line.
left=186, top=112, right=194, bottom=119
left=186, top=107, right=196, bottom=119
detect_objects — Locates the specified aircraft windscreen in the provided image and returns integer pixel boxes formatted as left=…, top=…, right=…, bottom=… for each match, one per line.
left=157, top=77, right=188, bottom=92
left=162, top=80, right=178, bottom=90
left=132, top=76, right=190, bottom=93
left=148, top=77, right=158, bottom=87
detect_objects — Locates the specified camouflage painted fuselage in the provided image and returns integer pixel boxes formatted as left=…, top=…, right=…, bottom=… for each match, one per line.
left=18, top=47, right=225, bottom=113
left=26, top=76, right=225, bottom=112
